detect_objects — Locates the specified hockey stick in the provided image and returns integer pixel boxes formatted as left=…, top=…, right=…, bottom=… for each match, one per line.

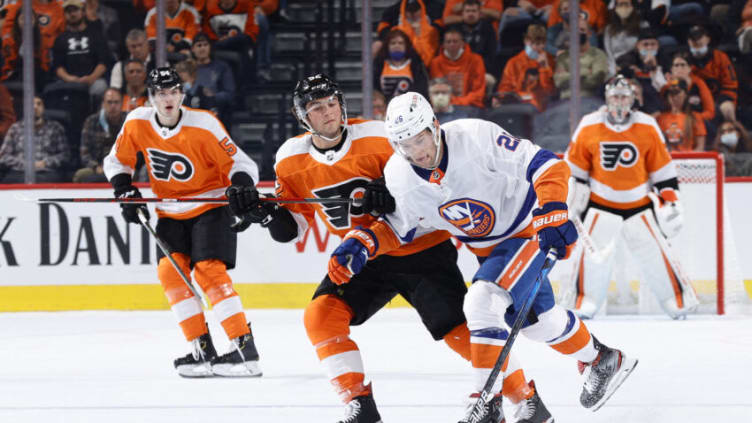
left=467, top=249, right=558, bottom=423
left=570, top=214, right=615, bottom=265
left=32, top=196, right=355, bottom=205
left=137, top=209, right=209, bottom=308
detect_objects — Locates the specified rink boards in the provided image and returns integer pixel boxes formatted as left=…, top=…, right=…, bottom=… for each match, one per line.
left=0, top=185, right=751, bottom=311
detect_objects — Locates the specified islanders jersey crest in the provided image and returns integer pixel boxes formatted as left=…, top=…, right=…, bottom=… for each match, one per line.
left=439, top=198, right=495, bottom=237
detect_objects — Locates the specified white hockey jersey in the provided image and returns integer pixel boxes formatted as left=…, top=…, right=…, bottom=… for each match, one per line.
left=381, top=118, right=569, bottom=256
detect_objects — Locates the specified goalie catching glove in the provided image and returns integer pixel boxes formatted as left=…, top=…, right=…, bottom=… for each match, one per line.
left=328, top=227, right=378, bottom=285
left=648, top=189, right=683, bottom=239
left=532, top=202, right=578, bottom=259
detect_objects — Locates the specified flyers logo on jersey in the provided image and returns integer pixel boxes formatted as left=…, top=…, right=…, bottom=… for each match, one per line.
left=312, top=178, right=369, bottom=229
left=439, top=198, right=495, bottom=237
left=600, top=142, right=639, bottom=170
left=147, top=148, right=194, bottom=182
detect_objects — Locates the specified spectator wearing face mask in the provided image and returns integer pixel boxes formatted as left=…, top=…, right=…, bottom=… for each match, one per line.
left=428, top=77, right=474, bottom=122
left=661, top=50, right=714, bottom=123
left=494, top=24, right=555, bottom=111
left=373, top=28, right=430, bottom=101
left=687, top=24, right=738, bottom=123
left=711, top=119, right=750, bottom=154
left=615, top=28, right=667, bottom=115
left=373, top=0, right=442, bottom=66
left=553, top=19, right=608, bottom=100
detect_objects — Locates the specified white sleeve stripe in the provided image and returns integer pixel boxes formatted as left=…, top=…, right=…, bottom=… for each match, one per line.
left=531, top=158, right=558, bottom=184
left=649, top=160, right=678, bottom=184
left=565, top=159, right=589, bottom=180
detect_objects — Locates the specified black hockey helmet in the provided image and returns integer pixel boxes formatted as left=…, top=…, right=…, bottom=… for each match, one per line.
left=147, top=66, right=182, bottom=95
left=292, top=74, right=347, bottom=134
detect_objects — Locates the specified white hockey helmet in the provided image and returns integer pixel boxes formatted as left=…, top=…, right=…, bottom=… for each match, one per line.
left=604, top=74, right=635, bottom=125
left=384, top=92, right=441, bottom=169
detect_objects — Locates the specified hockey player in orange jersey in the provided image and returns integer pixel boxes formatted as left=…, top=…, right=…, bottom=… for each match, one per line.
left=225, top=74, right=553, bottom=423
left=103, top=67, right=262, bottom=378
left=326, top=91, right=638, bottom=421
left=564, top=74, right=699, bottom=319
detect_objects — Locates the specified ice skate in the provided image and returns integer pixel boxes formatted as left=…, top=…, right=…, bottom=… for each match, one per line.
left=211, top=323, right=262, bottom=377
left=458, top=392, right=505, bottom=423
left=174, top=331, right=217, bottom=378
left=578, top=336, right=638, bottom=411
left=513, top=381, right=553, bottom=423
left=336, top=386, right=382, bottom=423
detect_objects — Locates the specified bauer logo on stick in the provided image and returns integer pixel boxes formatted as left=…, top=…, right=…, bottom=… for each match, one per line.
left=600, top=141, right=638, bottom=170
left=147, top=148, right=195, bottom=182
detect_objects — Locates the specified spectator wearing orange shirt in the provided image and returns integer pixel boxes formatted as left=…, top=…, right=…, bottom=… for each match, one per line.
left=686, top=24, right=738, bottom=123
left=545, top=0, right=598, bottom=56
left=457, top=0, right=497, bottom=90
left=494, top=24, right=555, bottom=111
left=1, top=8, right=53, bottom=88
left=547, top=0, right=606, bottom=34
left=429, top=26, right=486, bottom=110
left=145, top=0, right=200, bottom=55
left=1, top=0, right=65, bottom=56
left=657, top=78, right=706, bottom=152
left=662, top=50, right=714, bottom=123
left=0, top=82, right=15, bottom=140
left=374, top=0, right=441, bottom=67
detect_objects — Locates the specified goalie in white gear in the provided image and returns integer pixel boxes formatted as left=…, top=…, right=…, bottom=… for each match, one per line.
left=564, top=74, right=699, bottom=320
left=327, top=92, right=639, bottom=420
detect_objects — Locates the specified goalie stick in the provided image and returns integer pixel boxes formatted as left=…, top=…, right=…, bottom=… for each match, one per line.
left=137, top=208, right=208, bottom=308
left=466, top=249, right=558, bottom=423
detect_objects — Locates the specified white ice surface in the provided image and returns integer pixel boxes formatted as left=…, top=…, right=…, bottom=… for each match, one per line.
left=1, top=309, right=750, bottom=423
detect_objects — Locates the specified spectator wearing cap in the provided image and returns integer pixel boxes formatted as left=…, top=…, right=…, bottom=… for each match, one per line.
left=663, top=50, right=714, bottom=123
left=687, top=24, right=738, bottom=123
left=429, top=26, right=486, bottom=111
left=657, top=78, right=707, bottom=152
left=494, top=23, right=555, bottom=111
left=615, top=27, right=667, bottom=115
left=110, top=29, right=155, bottom=92
left=374, top=0, right=443, bottom=66
left=553, top=19, right=608, bottom=100
left=191, top=32, right=235, bottom=123
left=443, top=0, right=503, bottom=32
left=52, top=0, right=110, bottom=97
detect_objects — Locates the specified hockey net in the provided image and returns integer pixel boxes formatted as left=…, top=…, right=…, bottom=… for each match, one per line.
left=558, top=152, right=750, bottom=315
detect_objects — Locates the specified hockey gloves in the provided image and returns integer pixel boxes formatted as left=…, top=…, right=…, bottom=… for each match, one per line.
left=115, top=185, right=150, bottom=224
left=328, top=227, right=377, bottom=285
left=532, top=202, right=578, bottom=259
left=361, top=177, right=396, bottom=215
left=226, top=185, right=274, bottom=232
left=649, top=189, right=683, bottom=238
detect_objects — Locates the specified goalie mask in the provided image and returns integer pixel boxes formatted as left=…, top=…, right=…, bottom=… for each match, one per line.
left=604, top=74, right=635, bottom=125
left=147, top=67, right=184, bottom=120
left=384, top=92, right=442, bottom=170
left=292, top=74, right=347, bottom=142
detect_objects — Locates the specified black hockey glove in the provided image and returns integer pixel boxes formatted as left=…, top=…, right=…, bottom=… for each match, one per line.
left=361, top=177, right=395, bottom=215
left=226, top=185, right=275, bottom=232
left=114, top=185, right=150, bottom=224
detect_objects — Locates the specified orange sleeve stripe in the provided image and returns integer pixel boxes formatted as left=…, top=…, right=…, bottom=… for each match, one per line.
left=550, top=320, right=591, bottom=355
left=533, top=160, right=570, bottom=205
left=498, top=240, right=539, bottom=290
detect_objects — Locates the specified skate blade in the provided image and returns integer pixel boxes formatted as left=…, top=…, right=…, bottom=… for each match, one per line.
left=176, top=363, right=214, bottom=378
left=212, top=360, right=263, bottom=378
left=591, top=356, right=638, bottom=411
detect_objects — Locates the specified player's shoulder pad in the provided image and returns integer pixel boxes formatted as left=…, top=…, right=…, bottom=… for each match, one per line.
left=181, top=107, right=227, bottom=139
left=276, top=132, right=311, bottom=165
left=347, top=118, right=388, bottom=140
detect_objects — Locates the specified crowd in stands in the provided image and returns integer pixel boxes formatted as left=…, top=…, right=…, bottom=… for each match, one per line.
left=2, top=0, right=752, bottom=183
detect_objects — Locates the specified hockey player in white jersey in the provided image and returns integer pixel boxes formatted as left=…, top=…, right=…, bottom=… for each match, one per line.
left=564, top=75, right=699, bottom=319
left=326, top=92, right=638, bottom=421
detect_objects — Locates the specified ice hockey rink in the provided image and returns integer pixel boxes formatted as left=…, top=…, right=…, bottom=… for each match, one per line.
left=0, top=309, right=750, bottom=423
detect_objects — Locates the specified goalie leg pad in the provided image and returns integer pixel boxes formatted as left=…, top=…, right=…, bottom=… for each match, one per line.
left=623, top=210, right=698, bottom=318
left=572, top=208, right=623, bottom=318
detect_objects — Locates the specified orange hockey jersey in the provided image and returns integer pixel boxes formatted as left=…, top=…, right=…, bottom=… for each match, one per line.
left=103, top=106, right=259, bottom=220
left=565, top=108, right=677, bottom=210
left=199, top=0, right=259, bottom=43
left=144, top=2, right=200, bottom=47
left=274, top=118, right=450, bottom=256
